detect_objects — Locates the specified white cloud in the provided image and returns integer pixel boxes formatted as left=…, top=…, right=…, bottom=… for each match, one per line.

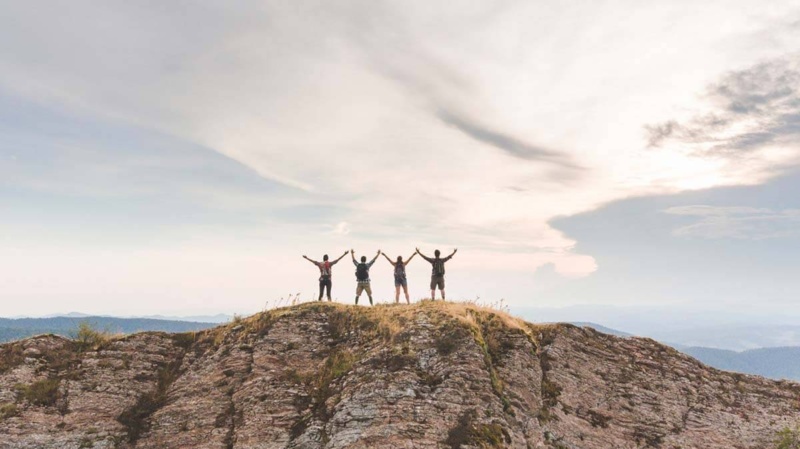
left=331, top=221, right=351, bottom=236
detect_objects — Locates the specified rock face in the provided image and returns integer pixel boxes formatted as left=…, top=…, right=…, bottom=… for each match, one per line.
left=0, top=301, right=798, bottom=449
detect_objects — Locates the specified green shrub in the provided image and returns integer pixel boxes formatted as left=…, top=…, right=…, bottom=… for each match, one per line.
left=0, top=344, right=25, bottom=374
left=16, top=378, right=60, bottom=406
left=72, top=322, right=112, bottom=351
left=0, top=402, right=19, bottom=420
left=776, top=425, right=800, bottom=449
left=446, top=409, right=509, bottom=448
left=117, top=361, right=181, bottom=442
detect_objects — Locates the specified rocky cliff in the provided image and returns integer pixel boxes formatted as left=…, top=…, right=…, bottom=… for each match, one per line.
left=0, top=301, right=798, bottom=449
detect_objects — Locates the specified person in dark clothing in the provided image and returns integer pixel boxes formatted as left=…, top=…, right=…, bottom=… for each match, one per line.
left=416, top=248, right=457, bottom=300
left=351, top=249, right=380, bottom=306
left=381, top=251, right=417, bottom=304
left=303, top=251, right=348, bottom=301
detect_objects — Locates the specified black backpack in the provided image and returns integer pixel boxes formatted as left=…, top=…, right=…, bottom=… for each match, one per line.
left=356, top=263, right=369, bottom=281
left=433, top=259, right=445, bottom=276
left=394, top=263, right=405, bottom=278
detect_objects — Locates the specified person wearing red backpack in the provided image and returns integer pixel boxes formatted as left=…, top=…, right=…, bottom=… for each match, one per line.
left=303, top=251, right=348, bottom=301
left=351, top=249, right=381, bottom=306
left=381, top=251, right=417, bottom=304
left=416, top=248, right=457, bottom=300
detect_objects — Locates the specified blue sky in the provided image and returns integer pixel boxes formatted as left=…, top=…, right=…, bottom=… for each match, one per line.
left=1, top=1, right=800, bottom=317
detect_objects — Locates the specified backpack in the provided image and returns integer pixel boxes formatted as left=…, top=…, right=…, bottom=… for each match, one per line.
left=320, top=261, right=332, bottom=277
left=433, top=259, right=445, bottom=276
left=394, top=263, right=405, bottom=278
left=356, top=263, right=369, bottom=281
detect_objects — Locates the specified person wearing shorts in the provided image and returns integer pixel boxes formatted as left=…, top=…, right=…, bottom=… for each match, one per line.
left=381, top=251, right=417, bottom=304
left=303, top=251, right=348, bottom=301
left=416, top=248, right=457, bottom=300
left=352, top=249, right=380, bottom=306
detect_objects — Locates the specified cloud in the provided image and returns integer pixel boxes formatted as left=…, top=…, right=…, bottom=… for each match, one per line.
left=331, top=221, right=351, bottom=236
left=664, top=205, right=800, bottom=239
left=4, top=0, right=800, bottom=315
left=435, top=108, right=581, bottom=169
left=646, top=56, right=800, bottom=159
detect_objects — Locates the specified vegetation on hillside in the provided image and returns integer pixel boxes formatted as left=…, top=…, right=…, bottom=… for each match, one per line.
left=776, top=425, right=800, bottom=449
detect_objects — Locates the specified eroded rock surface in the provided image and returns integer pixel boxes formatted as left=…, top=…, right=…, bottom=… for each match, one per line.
left=0, top=302, right=797, bottom=448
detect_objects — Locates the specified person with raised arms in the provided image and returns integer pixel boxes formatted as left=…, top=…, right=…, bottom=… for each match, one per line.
left=381, top=251, right=417, bottom=304
left=416, top=248, right=457, bottom=301
left=351, top=249, right=380, bottom=306
left=302, top=251, right=348, bottom=301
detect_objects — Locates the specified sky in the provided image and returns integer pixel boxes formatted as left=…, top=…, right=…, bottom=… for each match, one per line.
left=1, top=1, right=799, bottom=318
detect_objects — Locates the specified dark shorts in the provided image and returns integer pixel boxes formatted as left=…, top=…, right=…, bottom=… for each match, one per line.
left=394, top=276, right=407, bottom=287
left=430, top=275, right=445, bottom=290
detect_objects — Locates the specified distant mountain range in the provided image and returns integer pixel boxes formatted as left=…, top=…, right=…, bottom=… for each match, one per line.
left=572, top=322, right=800, bottom=381
left=11, top=312, right=234, bottom=323
left=520, top=305, right=800, bottom=351
left=680, top=346, right=800, bottom=381
left=0, top=316, right=218, bottom=343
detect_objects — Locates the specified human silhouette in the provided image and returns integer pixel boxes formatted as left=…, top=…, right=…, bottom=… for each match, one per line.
left=382, top=252, right=417, bottom=304
left=351, top=249, right=380, bottom=306
left=416, top=248, right=457, bottom=300
left=302, top=251, right=348, bottom=301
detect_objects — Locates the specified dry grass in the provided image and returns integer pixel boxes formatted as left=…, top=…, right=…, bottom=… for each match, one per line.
left=71, top=322, right=117, bottom=351
left=15, top=378, right=60, bottom=407
left=197, top=298, right=549, bottom=351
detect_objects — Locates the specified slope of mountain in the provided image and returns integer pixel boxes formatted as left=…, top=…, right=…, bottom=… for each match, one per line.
left=0, top=316, right=217, bottom=343
left=569, top=322, right=800, bottom=382
left=0, top=301, right=797, bottom=448
left=568, top=321, right=632, bottom=338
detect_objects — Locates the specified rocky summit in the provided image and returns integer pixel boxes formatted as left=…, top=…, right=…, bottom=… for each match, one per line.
left=0, top=301, right=798, bottom=449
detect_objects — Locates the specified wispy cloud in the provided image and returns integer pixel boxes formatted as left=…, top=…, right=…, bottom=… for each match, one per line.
left=436, top=108, right=581, bottom=169
left=664, top=205, right=800, bottom=239
left=646, top=56, right=800, bottom=159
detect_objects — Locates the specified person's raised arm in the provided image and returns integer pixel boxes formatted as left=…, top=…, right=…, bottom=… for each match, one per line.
left=416, top=247, right=433, bottom=262
left=350, top=249, right=357, bottom=265
left=369, top=250, right=381, bottom=266
left=332, top=251, right=348, bottom=265
left=445, top=248, right=458, bottom=261
left=404, top=252, right=417, bottom=265
left=302, top=255, right=319, bottom=265
left=381, top=252, right=395, bottom=266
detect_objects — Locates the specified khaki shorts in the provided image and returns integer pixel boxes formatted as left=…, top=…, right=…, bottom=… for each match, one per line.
left=356, top=283, right=372, bottom=296
left=430, top=275, right=445, bottom=290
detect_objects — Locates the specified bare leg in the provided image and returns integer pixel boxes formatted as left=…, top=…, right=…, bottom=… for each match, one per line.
left=395, top=286, right=401, bottom=303
left=430, top=289, right=436, bottom=300
left=403, top=285, right=410, bottom=304
left=441, top=289, right=446, bottom=301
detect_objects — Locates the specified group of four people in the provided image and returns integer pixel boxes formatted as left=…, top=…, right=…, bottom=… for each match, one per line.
left=302, top=248, right=457, bottom=305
